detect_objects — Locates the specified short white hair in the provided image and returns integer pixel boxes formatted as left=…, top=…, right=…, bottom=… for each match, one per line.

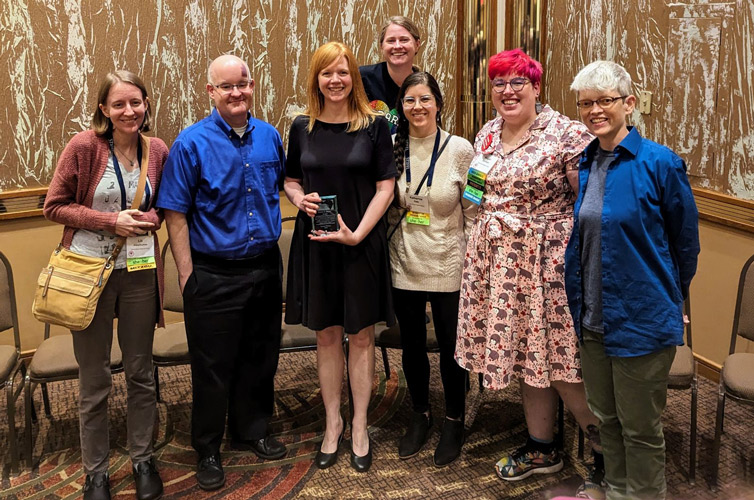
left=570, top=60, right=632, bottom=96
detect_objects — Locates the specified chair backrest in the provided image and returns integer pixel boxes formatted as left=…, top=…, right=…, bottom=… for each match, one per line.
left=0, top=251, right=21, bottom=352
left=731, top=253, right=754, bottom=352
left=161, top=241, right=184, bottom=313
left=280, top=216, right=296, bottom=303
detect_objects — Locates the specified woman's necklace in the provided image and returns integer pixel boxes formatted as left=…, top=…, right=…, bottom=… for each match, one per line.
left=114, top=144, right=136, bottom=167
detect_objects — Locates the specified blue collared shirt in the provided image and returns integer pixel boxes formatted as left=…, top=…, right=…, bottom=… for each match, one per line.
left=564, top=127, right=700, bottom=357
left=157, top=109, right=285, bottom=258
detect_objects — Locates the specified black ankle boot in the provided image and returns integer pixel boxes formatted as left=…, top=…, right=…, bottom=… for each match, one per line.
left=433, top=418, right=464, bottom=467
left=398, top=411, right=432, bottom=459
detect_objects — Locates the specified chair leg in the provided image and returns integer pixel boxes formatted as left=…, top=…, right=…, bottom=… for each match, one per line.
left=689, top=377, right=698, bottom=485
left=24, top=377, right=34, bottom=469
left=381, top=347, right=390, bottom=380
left=41, top=383, right=51, bottom=416
left=577, top=426, right=585, bottom=460
left=556, top=398, right=565, bottom=451
left=154, top=366, right=161, bottom=402
left=478, top=372, right=484, bottom=391
left=711, top=387, right=726, bottom=492
left=7, top=379, right=19, bottom=474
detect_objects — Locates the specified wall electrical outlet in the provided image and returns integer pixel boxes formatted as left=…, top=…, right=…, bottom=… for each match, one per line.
left=639, top=91, right=652, bottom=114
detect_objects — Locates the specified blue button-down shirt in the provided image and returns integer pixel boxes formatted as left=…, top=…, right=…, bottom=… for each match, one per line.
left=564, top=127, right=700, bottom=357
left=157, top=109, right=285, bottom=258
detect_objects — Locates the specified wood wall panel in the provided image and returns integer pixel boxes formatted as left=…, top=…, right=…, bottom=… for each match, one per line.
left=0, top=0, right=457, bottom=191
left=543, top=0, right=754, bottom=201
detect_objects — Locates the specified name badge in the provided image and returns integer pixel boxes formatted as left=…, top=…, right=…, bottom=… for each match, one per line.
left=463, top=154, right=496, bottom=205
left=406, top=194, right=430, bottom=226
left=126, top=234, right=156, bottom=271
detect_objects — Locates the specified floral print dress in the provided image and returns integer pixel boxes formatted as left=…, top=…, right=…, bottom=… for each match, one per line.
left=455, top=105, right=593, bottom=390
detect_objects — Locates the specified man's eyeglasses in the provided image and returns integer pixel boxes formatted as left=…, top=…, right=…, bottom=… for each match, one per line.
left=576, top=96, right=627, bottom=109
left=211, top=81, right=252, bottom=94
left=492, top=78, right=530, bottom=93
left=402, top=95, right=435, bottom=107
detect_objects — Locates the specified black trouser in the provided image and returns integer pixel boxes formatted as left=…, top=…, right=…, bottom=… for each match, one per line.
left=391, top=288, right=466, bottom=419
left=183, top=246, right=282, bottom=458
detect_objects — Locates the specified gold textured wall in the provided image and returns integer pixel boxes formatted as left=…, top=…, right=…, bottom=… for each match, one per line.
left=0, top=0, right=458, bottom=191
left=543, top=0, right=754, bottom=201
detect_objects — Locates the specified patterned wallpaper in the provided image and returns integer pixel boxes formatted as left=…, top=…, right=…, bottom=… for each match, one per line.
left=543, top=0, right=754, bottom=200
left=0, top=0, right=458, bottom=190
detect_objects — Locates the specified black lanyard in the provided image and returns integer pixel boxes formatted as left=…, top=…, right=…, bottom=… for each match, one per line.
left=405, top=129, right=441, bottom=195
left=109, top=138, right=149, bottom=210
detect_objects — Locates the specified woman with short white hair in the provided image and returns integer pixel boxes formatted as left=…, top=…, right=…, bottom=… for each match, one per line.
left=566, top=61, right=700, bottom=500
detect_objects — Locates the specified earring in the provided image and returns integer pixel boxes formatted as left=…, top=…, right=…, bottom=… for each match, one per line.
left=535, top=98, right=543, bottom=114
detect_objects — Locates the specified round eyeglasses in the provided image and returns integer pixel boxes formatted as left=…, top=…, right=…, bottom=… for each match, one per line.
left=402, top=95, right=435, bottom=107
left=492, top=77, right=530, bottom=93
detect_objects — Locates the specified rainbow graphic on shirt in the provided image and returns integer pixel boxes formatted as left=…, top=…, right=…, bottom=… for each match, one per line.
left=369, top=100, right=399, bottom=131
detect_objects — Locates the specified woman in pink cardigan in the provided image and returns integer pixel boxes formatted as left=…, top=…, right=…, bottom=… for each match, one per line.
left=43, top=70, right=168, bottom=500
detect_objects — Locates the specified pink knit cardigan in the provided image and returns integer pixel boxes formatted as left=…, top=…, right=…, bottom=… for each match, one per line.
left=43, top=130, right=169, bottom=327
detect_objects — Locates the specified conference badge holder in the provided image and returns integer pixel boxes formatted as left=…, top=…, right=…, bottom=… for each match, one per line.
left=406, top=194, right=430, bottom=225
left=126, top=234, right=157, bottom=271
left=463, top=154, right=496, bottom=205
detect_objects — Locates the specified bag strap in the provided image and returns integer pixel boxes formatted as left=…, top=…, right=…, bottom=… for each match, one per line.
left=387, top=134, right=453, bottom=241
left=109, top=136, right=151, bottom=262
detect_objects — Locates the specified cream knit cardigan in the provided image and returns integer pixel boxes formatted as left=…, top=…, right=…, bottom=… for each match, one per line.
left=388, top=129, right=476, bottom=292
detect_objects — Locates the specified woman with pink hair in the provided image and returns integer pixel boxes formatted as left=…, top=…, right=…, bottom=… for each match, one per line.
left=455, top=49, right=603, bottom=497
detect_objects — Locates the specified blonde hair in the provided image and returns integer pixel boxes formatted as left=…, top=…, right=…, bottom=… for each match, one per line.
left=304, top=41, right=375, bottom=133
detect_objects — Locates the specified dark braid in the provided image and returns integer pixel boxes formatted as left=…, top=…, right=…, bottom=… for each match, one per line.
left=392, top=71, right=444, bottom=206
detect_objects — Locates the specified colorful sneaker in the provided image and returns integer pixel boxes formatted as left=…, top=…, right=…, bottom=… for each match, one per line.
left=575, top=465, right=607, bottom=499
left=494, top=444, right=563, bottom=481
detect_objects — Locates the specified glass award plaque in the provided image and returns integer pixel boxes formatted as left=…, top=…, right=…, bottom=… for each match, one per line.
left=312, top=195, right=339, bottom=233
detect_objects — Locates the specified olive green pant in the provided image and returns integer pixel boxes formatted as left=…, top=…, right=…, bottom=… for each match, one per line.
left=580, top=327, right=675, bottom=500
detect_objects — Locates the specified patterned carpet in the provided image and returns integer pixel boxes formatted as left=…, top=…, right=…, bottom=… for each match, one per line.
left=1, top=348, right=754, bottom=499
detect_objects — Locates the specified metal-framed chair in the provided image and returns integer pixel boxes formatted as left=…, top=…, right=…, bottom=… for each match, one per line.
left=374, top=313, right=440, bottom=380
left=152, top=240, right=190, bottom=402
left=0, top=251, right=26, bottom=473
left=667, top=298, right=697, bottom=483
left=24, top=324, right=123, bottom=467
left=711, top=254, right=754, bottom=490
left=279, top=216, right=319, bottom=353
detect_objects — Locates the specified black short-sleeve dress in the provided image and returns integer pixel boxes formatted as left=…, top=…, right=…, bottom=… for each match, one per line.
left=284, top=115, right=397, bottom=334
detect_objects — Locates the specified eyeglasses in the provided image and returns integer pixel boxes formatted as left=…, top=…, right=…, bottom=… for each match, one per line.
left=402, top=95, right=435, bottom=107
left=576, top=96, right=627, bottom=109
left=492, top=78, right=530, bottom=93
left=211, top=81, right=252, bottom=94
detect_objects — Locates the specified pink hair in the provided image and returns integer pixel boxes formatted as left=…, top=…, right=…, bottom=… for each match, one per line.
left=488, top=48, right=542, bottom=85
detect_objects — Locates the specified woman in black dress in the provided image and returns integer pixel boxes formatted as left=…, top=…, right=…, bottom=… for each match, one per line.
left=284, top=41, right=396, bottom=473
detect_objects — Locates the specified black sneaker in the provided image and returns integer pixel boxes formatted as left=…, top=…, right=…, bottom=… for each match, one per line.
left=133, top=457, right=163, bottom=500
left=196, top=454, right=225, bottom=491
left=83, top=472, right=111, bottom=500
left=398, top=411, right=432, bottom=459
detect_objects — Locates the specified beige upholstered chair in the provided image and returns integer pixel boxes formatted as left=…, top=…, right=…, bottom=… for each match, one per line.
left=0, top=251, right=26, bottom=473
left=279, top=216, right=318, bottom=353
left=24, top=324, right=122, bottom=467
left=667, top=299, right=697, bottom=483
left=152, top=240, right=190, bottom=401
left=711, top=254, right=754, bottom=490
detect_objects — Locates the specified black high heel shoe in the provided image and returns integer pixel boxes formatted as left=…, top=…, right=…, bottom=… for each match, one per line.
left=315, top=418, right=345, bottom=469
left=350, top=433, right=372, bottom=473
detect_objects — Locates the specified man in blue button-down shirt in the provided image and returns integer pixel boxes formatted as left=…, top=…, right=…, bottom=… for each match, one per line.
left=566, top=61, right=699, bottom=500
left=158, top=54, right=286, bottom=492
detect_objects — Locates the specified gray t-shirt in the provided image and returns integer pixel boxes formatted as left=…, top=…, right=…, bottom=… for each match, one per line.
left=69, top=153, right=151, bottom=269
left=578, top=148, right=614, bottom=333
